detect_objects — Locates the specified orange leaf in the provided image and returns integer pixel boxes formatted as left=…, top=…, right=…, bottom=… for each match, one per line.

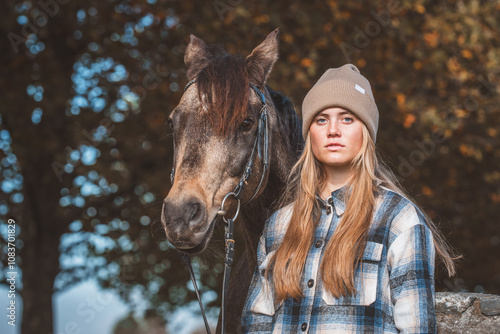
left=403, top=114, right=416, bottom=128
left=283, top=33, right=294, bottom=44
left=357, top=59, right=366, bottom=68
left=461, top=49, right=473, bottom=59
left=323, top=22, right=333, bottom=32
left=255, top=15, right=270, bottom=23
left=424, top=31, right=439, bottom=48
left=397, top=93, right=406, bottom=106
left=490, top=192, right=500, bottom=204
left=456, top=109, right=467, bottom=118
left=422, top=186, right=433, bottom=196
left=288, top=54, right=299, bottom=63
left=447, top=57, right=461, bottom=72
left=459, top=144, right=473, bottom=157
left=413, top=61, right=423, bottom=70
left=340, top=11, right=351, bottom=19
left=300, top=58, right=314, bottom=67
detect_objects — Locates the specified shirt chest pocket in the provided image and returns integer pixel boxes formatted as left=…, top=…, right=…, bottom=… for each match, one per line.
left=321, top=241, right=384, bottom=306
left=249, top=250, right=279, bottom=317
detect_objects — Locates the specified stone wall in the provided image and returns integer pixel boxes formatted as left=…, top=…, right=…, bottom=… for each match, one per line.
left=436, top=292, right=500, bottom=333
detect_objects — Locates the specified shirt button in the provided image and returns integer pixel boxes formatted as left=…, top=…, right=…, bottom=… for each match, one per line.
left=326, top=207, right=332, bottom=215
left=315, top=240, right=323, bottom=248
left=301, top=322, right=308, bottom=331
left=307, top=279, right=314, bottom=288
left=328, top=197, right=333, bottom=205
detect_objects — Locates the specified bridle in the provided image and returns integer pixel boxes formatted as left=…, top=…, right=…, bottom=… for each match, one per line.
left=170, top=78, right=270, bottom=333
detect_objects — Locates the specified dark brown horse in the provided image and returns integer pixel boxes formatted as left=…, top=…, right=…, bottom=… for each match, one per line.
left=161, top=29, right=303, bottom=333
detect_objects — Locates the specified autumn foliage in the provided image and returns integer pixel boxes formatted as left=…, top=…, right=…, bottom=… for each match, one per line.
left=0, top=0, right=499, bottom=332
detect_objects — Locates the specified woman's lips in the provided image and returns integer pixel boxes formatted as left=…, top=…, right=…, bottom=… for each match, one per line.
left=326, top=143, right=344, bottom=150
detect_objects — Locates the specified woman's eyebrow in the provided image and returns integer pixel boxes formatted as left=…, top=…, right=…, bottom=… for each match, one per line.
left=314, top=112, right=329, bottom=118
left=339, top=111, right=359, bottom=119
left=314, top=110, right=355, bottom=119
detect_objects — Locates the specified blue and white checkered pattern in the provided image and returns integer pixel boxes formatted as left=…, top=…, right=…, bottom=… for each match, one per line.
left=241, top=185, right=436, bottom=333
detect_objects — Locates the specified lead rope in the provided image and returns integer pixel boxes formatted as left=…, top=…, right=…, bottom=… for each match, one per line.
left=218, top=192, right=240, bottom=334
left=180, top=253, right=212, bottom=334
left=221, top=217, right=235, bottom=334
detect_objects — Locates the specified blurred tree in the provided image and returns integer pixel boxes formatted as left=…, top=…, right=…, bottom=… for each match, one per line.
left=0, top=0, right=499, bottom=333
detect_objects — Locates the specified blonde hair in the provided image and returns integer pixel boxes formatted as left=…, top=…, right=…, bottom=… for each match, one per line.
left=266, top=125, right=457, bottom=303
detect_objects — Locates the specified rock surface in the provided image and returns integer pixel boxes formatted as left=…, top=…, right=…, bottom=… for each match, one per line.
left=436, top=292, right=500, bottom=334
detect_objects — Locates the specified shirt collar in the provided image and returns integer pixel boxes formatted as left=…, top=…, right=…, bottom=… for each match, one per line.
left=317, top=180, right=383, bottom=217
left=317, top=184, right=348, bottom=217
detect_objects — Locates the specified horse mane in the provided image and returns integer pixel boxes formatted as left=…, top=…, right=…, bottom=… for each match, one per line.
left=267, top=86, right=304, bottom=156
left=196, top=46, right=250, bottom=136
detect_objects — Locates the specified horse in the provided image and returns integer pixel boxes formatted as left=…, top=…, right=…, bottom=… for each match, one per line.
left=161, top=29, right=303, bottom=333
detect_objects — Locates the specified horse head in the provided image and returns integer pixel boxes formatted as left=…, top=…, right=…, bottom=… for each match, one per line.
left=162, top=29, right=281, bottom=255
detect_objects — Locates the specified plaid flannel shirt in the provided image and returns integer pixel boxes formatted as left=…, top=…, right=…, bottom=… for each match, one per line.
left=241, top=185, right=436, bottom=333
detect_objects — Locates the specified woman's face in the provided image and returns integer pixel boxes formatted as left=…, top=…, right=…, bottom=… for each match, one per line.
left=309, top=107, right=364, bottom=168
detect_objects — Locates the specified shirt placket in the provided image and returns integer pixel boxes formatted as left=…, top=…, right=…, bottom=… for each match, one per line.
left=298, top=199, right=336, bottom=333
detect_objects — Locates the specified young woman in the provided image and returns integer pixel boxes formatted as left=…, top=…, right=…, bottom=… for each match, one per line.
left=241, top=64, right=456, bottom=333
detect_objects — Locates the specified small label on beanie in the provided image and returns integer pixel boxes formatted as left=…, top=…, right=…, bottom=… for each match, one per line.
left=355, top=84, right=365, bottom=94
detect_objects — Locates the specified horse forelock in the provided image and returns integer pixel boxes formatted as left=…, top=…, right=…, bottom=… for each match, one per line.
left=196, top=52, right=250, bottom=136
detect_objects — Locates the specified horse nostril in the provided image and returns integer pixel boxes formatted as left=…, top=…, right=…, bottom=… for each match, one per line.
left=189, top=203, right=199, bottom=221
left=188, top=202, right=204, bottom=227
left=162, top=198, right=205, bottom=230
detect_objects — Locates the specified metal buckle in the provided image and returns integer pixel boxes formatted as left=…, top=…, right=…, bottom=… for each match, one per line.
left=219, top=192, right=241, bottom=223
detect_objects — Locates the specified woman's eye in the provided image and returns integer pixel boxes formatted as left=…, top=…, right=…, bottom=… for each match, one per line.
left=342, top=117, right=354, bottom=123
left=241, top=117, right=255, bottom=131
left=316, top=118, right=327, bottom=124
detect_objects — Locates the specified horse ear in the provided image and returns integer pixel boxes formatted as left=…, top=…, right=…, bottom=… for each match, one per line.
left=245, top=28, right=280, bottom=88
left=184, top=35, right=209, bottom=80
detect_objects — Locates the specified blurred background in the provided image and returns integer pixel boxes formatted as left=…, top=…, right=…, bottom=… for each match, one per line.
left=0, top=0, right=499, bottom=333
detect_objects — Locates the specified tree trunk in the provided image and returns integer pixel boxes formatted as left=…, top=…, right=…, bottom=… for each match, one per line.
left=18, top=153, right=67, bottom=334
left=21, top=230, right=60, bottom=334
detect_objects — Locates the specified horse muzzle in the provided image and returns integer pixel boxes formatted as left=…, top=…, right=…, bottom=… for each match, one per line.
left=161, top=196, right=214, bottom=253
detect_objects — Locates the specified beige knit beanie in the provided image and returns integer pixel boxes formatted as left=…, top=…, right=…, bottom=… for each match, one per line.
left=301, top=64, right=379, bottom=142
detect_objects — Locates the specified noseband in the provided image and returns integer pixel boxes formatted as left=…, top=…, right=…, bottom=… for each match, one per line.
left=170, top=79, right=270, bottom=333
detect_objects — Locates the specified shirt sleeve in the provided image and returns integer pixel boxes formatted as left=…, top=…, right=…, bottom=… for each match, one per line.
left=387, top=206, right=437, bottom=334
left=241, top=223, right=275, bottom=333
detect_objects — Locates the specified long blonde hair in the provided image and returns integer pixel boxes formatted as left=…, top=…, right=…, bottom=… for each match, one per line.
left=266, top=125, right=457, bottom=303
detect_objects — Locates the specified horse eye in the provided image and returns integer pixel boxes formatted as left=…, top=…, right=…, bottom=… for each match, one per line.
left=241, top=117, right=255, bottom=131
left=167, top=119, right=174, bottom=129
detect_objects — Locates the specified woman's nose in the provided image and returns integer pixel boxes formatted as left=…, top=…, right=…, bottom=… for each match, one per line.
left=328, top=121, right=341, bottom=136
